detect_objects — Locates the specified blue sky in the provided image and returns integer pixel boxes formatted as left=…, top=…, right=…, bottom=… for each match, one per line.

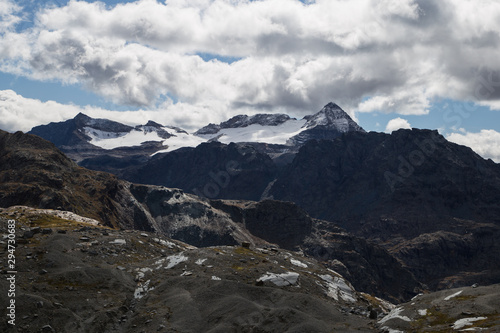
left=1, top=0, right=500, bottom=161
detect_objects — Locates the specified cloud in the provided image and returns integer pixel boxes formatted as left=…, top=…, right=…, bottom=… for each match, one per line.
left=1, top=0, right=500, bottom=123
left=0, top=89, right=223, bottom=132
left=447, top=129, right=500, bottom=163
left=385, top=117, right=412, bottom=133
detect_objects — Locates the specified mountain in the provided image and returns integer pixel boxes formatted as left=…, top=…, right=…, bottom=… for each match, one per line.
left=194, top=102, right=365, bottom=146
left=28, top=112, right=205, bottom=163
left=28, top=102, right=364, bottom=167
left=124, top=141, right=277, bottom=201
left=22, top=108, right=500, bottom=293
left=267, top=129, right=500, bottom=290
left=0, top=129, right=421, bottom=302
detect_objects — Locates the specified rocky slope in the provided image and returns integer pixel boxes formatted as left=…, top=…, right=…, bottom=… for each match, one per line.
left=0, top=129, right=421, bottom=302
left=268, top=129, right=500, bottom=290
left=125, top=142, right=277, bottom=201
left=0, top=207, right=393, bottom=333
left=2, top=208, right=498, bottom=332
left=378, top=284, right=500, bottom=332
left=0, top=129, right=267, bottom=245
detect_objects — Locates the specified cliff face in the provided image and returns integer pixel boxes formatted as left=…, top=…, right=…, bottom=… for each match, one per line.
left=269, top=129, right=500, bottom=235
left=268, top=129, right=500, bottom=289
left=125, top=142, right=278, bottom=201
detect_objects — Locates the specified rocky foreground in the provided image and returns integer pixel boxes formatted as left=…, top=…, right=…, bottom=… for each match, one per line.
left=2, top=207, right=499, bottom=333
left=0, top=207, right=387, bottom=332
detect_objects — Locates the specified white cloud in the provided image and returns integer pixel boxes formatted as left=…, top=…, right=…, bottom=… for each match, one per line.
left=385, top=117, right=412, bottom=133
left=0, top=89, right=224, bottom=132
left=447, top=129, right=500, bottom=163
left=1, top=0, right=500, bottom=127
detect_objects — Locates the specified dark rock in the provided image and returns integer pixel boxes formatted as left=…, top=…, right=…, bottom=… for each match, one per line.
left=23, top=230, right=35, bottom=239
left=125, top=142, right=277, bottom=201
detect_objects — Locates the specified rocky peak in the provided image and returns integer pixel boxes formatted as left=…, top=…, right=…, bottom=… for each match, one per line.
left=195, top=113, right=292, bottom=135
left=73, top=112, right=92, bottom=126
left=303, top=102, right=365, bottom=132
left=143, top=120, right=164, bottom=128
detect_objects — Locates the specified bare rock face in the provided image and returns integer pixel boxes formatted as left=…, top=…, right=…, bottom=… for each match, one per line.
left=302, top=220, right=422, bottom=303
left=126, top=142, right=277, bottom=201
left=268, top=129, right=500, bottom=290
left=269, top=129, right=500, bottom=235
left=209, top=200, right=422, bottom=303
left=210, top=199, right=313, bottom=250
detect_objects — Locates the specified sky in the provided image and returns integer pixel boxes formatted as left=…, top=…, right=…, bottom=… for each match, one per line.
left=1, top=0, right=500, bottom=162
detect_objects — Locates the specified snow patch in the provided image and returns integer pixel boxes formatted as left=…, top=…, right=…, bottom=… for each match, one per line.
left=135, top=267, right=152, bottom=281
left=378, top=307, right=411, bottom=324
left=319, top=274, right=356, bottom=302
left=290, top=258, right=308, bottom=268
left=164, top=253, right=188, bottom=269
left=257, top=272, right=300, bottom=286
left=211, top=276, right=222, bottom=281
left=134, top=279, right=154, bottom=299
left=418, top=309, right=427, bottom=316
left=153, top=132, right=206, bottom=154
left=195, top=258, right=207, bottom=265
left=109, top=239, right=126, bottom=245
left=453, top=317, right=487, bottom=330
left=444, top=290, right=463, bottom=301
left=86, top=127, right=166, bottom=149
left=196, top=119, right=307, bottom=145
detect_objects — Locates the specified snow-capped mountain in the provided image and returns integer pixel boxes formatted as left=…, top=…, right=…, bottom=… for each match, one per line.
left=303, top=102, right=364, bottom=131
left=28, top=102, right=364, bottom=167
left=29, top=112, right=205, bottom=155
left=29, top=102, right=363, bottom=156
left=194, top=102, right=365, bottom=146
left=289, top=102, right=365, bottom=145
left=84, top=118, right=204, bottom=152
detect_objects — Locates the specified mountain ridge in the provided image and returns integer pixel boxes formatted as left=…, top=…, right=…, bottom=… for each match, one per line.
left=0, top=129, right=420, bottom=302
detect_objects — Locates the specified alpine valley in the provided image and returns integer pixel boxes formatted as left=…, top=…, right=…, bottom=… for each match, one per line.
left=1, top=102, right=500, bottom=332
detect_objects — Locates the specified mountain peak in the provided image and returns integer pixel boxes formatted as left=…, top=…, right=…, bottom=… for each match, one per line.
left=143, top=120, right=164, bottom=128
left=74, top=112, right=92, bottom=125
left=324, top=102, right=342, bottom=109
left=302, top=103, right=365, bottom=132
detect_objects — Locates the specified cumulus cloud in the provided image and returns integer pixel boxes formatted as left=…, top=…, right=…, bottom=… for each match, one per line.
left=0, top=89, right=223, bottom=132
left=385, top=117, right=411, bottom=133
left=447, top=129, right=500, bottom=163
left=1, top=0, right=500, bottom=125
